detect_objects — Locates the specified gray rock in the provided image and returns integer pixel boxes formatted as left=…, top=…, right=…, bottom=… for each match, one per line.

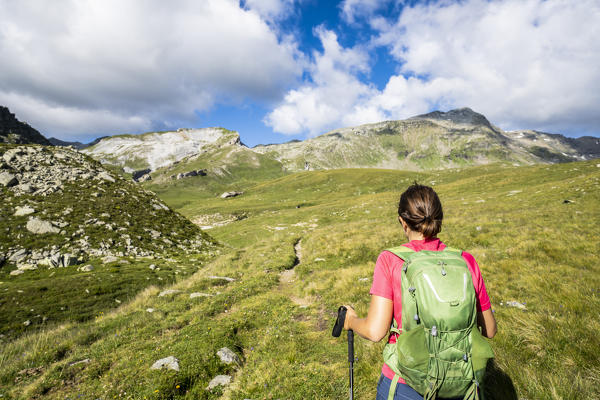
left=149, top=264, right=157, bottom=270
left=18, top=183, right=35, bottom=193
left=150, top=356, right=179, bottom=371
left=504, top=300, right=527, bottom=310
left=78, top=264, right=94, bottom=272
left=138, top=174, right=152, bottom=182
left=190, top=292, right=212, bottom=298
left=158, top=289, right=181, bottom=297
left=208, top=275, right=235, bottom=282
left=14, top=205, right=36, bottom=216
left=9, top=248, right=29, bottom=262
left=217, top=347, right=240, bottom=365
left=26, top=217, right=60, bottom=234
left=0, top=171, right=18, bottom=187
left=132, top=169, right=151, bottom=182
left=60, top=253, right=78, bottom=267
left=10, top=269, right=24, bottom=276
left=220, top=191, right=243, bottom=199
left=17, top=263, right=37, bottom=271
left=69, top=358, right=91, bottom=366
left=98, top=171, right=115, bottom=183
left=206, top=375, right=231, bottom=390
left=102, top=255, right=119, bottom=264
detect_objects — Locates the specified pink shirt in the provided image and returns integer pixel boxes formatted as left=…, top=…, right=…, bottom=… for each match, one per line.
left=369, top=238, right=491, bottom=382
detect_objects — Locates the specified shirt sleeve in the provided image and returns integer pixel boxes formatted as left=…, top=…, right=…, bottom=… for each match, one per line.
left=369, top=251, right=396, bottom=300
left=462, top=251, right=491, bottom=312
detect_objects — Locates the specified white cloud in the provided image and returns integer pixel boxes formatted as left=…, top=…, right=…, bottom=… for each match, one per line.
left=242, top=0, right=297, bottom=21
left=340, top=0, right=389, bottom=24
left=265, top=27, right=379, bottom=135
left=268, top=0, right=600, bottom=138
left=373, top=0, right=600, bottom=134
left=0, top=0, right=301, bottom=139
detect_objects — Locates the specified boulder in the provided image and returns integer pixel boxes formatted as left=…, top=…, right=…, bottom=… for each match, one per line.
left=150, top=356, right=179, bottom=371
left=8, top=248, right=29, bottom=262
left=26, top=217, right=60, bottom=234
left=217, top=347, right=240, bottom=365
left=158, top=289, right=181, bottom=297
left=206, top=375, right=231, bottom=390
left=78, top=265, right=94, bottom=272
left=220, top=191, right=243, bottom=199
left=132, top=169, right=151, bottom=182
left=208, top=275, right=235, bottom=282
left=0, top=171, right=18, bottom=187
left=98, top=171, right=115, bottom=183
left=138, top=174, right=152, bottom=182
left=14, top=205, right=36, bottom=216
left=190, top=292, right=212, bottom=298
left=10, top=269, right=24, bottom=276
left=17, top=263, right=37, bottom=271
left=102, top=255, right=119, bottom=264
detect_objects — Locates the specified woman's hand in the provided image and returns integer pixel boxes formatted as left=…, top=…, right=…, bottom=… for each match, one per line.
left=343, top=305, right=357, bottom=330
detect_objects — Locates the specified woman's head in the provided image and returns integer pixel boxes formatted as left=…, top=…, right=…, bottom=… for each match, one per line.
left=398, top=182, right=443, bottom=238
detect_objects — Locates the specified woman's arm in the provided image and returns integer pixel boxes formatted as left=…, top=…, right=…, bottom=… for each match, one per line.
left=343, top=295, right=393, bottom=342
left=477, top=308, right=497, bottom=338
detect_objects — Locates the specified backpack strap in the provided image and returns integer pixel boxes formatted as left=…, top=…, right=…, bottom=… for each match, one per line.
left=387, top=374, right=401, bottom=400
left=386, top=245, right=415, bottom=261
left=442, top=246, right=463, bottom=257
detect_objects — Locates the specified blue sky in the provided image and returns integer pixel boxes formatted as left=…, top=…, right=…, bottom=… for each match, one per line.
left=1, top=0, right=599, bottom=146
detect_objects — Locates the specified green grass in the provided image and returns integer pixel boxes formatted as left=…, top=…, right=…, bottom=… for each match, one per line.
left=1, top=160, right=599, bottom=399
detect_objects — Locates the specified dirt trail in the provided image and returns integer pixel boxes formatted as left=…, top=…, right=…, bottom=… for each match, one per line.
left=278, top=239, right=311, bottom=307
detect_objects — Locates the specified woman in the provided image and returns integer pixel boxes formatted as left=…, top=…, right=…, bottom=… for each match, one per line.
left=343, top=183, right=497, bottom=400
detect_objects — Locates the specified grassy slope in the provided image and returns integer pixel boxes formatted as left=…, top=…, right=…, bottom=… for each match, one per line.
left=1, top=161, right=599, bottom=399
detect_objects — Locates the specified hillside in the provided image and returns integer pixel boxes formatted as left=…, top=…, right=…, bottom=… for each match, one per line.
left=254, top=108, right=599, bottom=171
left=82, top=128, right=244, bottom=172
left=1, top=160, right=598, bottom=399
left=0, top=106, right=51, bottom=146
left=0, top=144, right=216, bottom=338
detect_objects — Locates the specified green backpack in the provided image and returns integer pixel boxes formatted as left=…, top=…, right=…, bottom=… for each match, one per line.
left=382, top=246, right=494, bottom=400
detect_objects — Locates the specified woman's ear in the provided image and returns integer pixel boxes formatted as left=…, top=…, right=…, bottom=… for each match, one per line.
left=398, top=216, right=408, bottom=235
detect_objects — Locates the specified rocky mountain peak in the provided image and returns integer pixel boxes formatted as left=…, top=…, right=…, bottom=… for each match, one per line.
left=0, top=106, right=51, bottom=145
left=412, top=107, right=493, bottom=129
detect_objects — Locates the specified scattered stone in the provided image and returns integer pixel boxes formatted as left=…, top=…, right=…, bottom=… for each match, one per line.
left=476, top=226, right=482, bottom=231
left=18, top=183, right=35, bottom=193
left=8, top=248, right=29, bottom=262
left=10, top=269, right=24, bottom=276
left=138, top=174, right=152, bottom=182
left=358, top=277, right=369, bottom=282
left=149, top=264, right=157, bottom=270
left=217, top=347, right=240, bottom=365
left=78, top=265, right=94, bottom=272
left=26, top=217, right=60, bottom=234
left=98, top=171, right=115, bottom=183
left=206, top=375, right=231, bottom=390
left=314, top=258, right=325, bottom=262
left=132, top=169, right=151, bottom=182
left=23, top=320, right=31, bottom=326
left=220, top=191, right=243, bottom=199
left=150, top=356, right=179, bottom=371
left=17, top=264, right=37, bottom=271
left=158, top=289, right=181, bottom=297
left=208, top=276, right=235, bottom=282
left=190, top=292, right=212, bottom=298
left=0, top=171, right=18, bottom=187
left=69, top=358, right=90, bottom=366
left=504, top=300, right=527, bottom=310
left=14, top=205, right=36, bottom=216
left=563, top=199, right=574, bottom=204
left=102, top=255, right=119, bottom=264
left=146, top=308, right=155, bottom=313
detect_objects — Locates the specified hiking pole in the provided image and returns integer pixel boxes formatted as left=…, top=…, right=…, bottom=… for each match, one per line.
left=332, top=305, right=354, bottom=400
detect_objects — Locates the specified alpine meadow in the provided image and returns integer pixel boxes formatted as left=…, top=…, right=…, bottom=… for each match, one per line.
left=1, top=104, right=599, bottom=400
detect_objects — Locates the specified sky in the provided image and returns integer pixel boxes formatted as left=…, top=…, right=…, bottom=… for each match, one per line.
left=1, top=0, right=599, bottom=147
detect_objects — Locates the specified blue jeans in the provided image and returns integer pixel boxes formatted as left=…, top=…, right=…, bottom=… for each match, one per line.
left=376, top=374, right=423, bottom=400
left=375, top=374, right=465, bottom=400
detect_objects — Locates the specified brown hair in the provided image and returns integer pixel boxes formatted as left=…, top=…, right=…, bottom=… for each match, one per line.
left=398, top=182, right=443, bottom=238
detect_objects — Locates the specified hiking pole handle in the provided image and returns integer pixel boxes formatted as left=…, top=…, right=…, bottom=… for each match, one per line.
left=332, top=306, right=347, bottom=337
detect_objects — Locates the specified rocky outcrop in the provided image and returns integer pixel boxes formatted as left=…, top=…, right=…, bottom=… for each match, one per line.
left=132, top=169, right=151, bottom=182
left=26, top=217, right=61, bottom=234
left=220, top=191, right=243, bottom=199
left=0, top=106, right=51, bottom=145
left=170, top=169, right=207, bottom=180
